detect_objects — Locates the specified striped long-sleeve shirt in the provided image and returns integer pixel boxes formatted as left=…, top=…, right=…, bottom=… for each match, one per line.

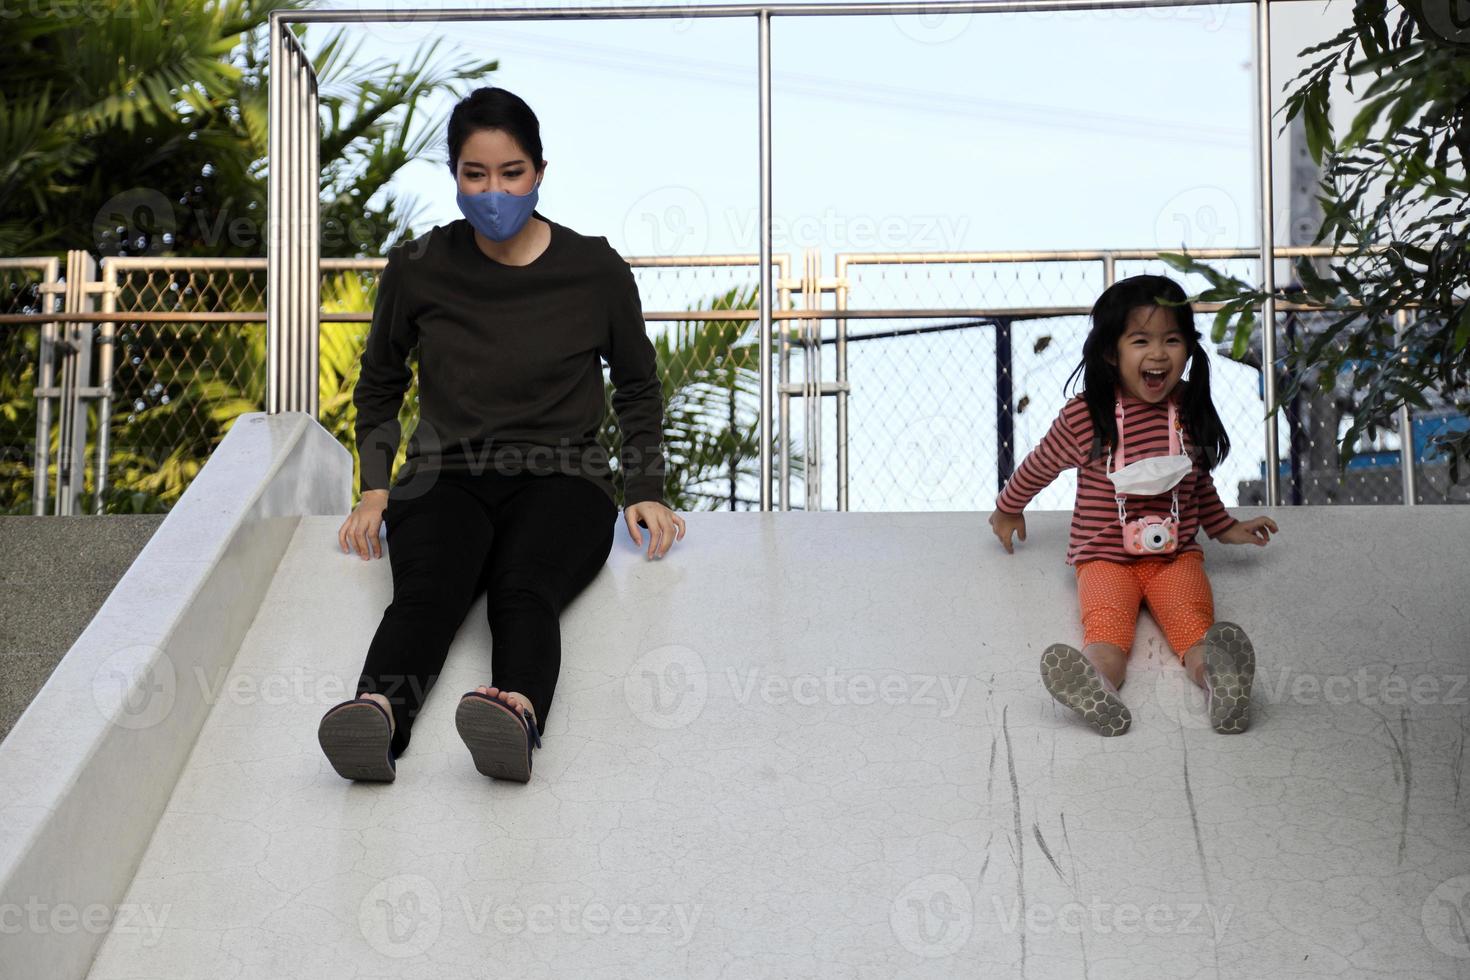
left=995, top=388, right=1238, bottom=565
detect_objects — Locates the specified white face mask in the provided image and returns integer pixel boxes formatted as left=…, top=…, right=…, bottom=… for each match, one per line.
left=1106, top=396, right=1191, bottom=497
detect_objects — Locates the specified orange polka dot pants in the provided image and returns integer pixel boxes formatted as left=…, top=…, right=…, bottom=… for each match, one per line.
left=1074, top=550, right=1215, bottom=659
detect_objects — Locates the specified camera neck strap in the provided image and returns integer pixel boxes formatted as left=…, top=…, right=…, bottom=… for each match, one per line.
left=1109, top=395, right=1183, bottom=527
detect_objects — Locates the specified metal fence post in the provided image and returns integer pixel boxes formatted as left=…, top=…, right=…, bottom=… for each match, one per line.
left=835, top=257, right=849, bottom=512
left=1396, top=309, right=1417, bottom=505
left=995, top=317, right=1014, bottom=492
left=24, top=257, right=63, bottom=515
left=757, top=9, right=774, bottom=512
left=60, top=251, right=100, bottom=515
left=267, top=16, right=320, bottom=418
left=1255, top=0, right=1281, bottom=507
left=94, top=259, right=118, bottom=513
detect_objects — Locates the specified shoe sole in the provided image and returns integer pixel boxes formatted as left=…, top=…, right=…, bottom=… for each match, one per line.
left=1040, top=643, right=1131, bottom=736
left=455, top=696, right=532, bottom=782
left=1202, top=622, right=1255, bottom=734
left=318, top=701, right=395, bottom=782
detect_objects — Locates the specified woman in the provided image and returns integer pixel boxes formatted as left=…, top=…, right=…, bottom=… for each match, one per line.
left=319, top=87, right=686, bottom=784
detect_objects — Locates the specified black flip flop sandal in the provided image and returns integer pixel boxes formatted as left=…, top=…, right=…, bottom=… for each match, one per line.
left=455, top=692, right=541, bottom=782
left=1201, top=622, right=1255, bottom=734
left=318, top=696, right=396, bottom=782
left=1040, top=642, right=1132, bottom=736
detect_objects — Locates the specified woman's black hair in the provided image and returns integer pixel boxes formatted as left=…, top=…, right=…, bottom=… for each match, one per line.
left=1062, top=273, right=1231, bottom=469
left=445, top=87, right=545, bottom=176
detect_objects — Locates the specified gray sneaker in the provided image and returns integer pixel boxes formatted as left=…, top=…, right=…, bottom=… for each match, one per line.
left=1200, top=622, right=1256, bottom=734
left=1040, top=643, right=1131, bottom=737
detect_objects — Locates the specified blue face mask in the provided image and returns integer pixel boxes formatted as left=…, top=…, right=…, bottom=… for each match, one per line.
left=456, top=179, right=540, bottom=242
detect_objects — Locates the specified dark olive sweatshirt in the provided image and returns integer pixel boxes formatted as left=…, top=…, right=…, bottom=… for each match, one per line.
left=352, top=213, right=667, bottom=508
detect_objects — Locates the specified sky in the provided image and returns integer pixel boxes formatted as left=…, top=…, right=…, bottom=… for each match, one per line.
left=303, top=0, right=1356, bottom=511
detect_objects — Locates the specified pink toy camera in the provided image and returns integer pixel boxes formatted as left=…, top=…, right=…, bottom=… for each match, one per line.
left=1122, top=515, right=1178, bottom=555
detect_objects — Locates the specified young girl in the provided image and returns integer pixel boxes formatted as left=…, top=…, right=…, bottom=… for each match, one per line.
left=988, top=274, right=1278, bottom=736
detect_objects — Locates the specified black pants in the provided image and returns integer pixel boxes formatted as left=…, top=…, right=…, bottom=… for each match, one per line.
left=355, top=471, right=617, bottom=758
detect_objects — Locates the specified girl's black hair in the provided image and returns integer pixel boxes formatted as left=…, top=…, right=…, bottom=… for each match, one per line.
left=1062, top=273, right=1231, bottom=470
left=445, top=87, right=545, bottom=176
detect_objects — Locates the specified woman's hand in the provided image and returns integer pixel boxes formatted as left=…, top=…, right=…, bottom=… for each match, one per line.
left=339, top=490, right=389, bottom=560
left=624, top=500, right=686, bottom=560
left=1217, top=516, right=1279, bottom=547
left=988, top=509, right=1027, bottom=554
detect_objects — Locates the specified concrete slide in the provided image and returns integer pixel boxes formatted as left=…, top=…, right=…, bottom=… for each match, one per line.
left=2, top=413, right=1468, bottom=979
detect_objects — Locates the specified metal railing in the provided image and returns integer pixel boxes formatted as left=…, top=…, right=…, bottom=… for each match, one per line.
left=4, top=243, right=1458, bottom=516
left=0, top=258, right=59, bottom=514
left=266, top=0, right=1312, bottom=509
left=5, top=1, right=1457, bottom=514
left=1, top=252, right=796, bottom=514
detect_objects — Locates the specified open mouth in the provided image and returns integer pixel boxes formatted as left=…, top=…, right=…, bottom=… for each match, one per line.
left=1142, top=369, right=1168, bottom=392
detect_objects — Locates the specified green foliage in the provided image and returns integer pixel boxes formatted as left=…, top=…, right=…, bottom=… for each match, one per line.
left=0, top=0, right=493, bottom=512
left=1161, top=0, right=1469, bottom=479
left=1, top=1, right=791, bottom=514
left=0, top=0, right=495, bottom=258
left=597, top=284, right=800, bottom=512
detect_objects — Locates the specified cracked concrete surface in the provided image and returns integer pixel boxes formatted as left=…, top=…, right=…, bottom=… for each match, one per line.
left=82, top=508, right=1470, bottom=979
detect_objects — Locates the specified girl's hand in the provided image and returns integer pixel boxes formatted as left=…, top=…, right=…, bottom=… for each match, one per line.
left=1217, top=516, right=1279, bottom=547
left=988, top=509, right=1027, bottom=554
left=624, top=500, right=687, bottom=560
left=339, top=490, right=389, bottom=560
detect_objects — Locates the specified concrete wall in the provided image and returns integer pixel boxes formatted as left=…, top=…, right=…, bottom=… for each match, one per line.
left=0, top=413, right=349, bottom=980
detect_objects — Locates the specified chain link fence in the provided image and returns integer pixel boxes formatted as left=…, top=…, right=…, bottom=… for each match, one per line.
left=1, top=247, right=1463, bottom=515
left=2, top=253, right=788, bottom=515
left=823, top=250, right=1467, bottom=511
left=105, top=261, right=270, bottom=513
left=0, top=261, right=53, bottom=515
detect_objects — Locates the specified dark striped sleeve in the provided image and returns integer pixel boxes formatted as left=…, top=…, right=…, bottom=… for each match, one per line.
left=996, top=403, right=1084, bottom=515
